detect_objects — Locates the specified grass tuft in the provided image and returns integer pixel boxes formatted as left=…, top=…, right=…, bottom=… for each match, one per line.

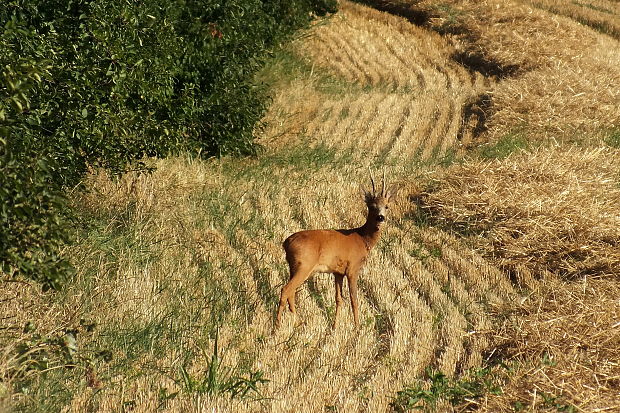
left=478, top=131, right=529, bottom=160
left=390, top=367, right=503, bottom=412
left=604, top=127, right=620, bottom=148
left=177, top=330, right=269, bottom=400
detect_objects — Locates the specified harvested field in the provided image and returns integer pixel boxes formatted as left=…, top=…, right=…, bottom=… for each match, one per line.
left=481, top=278, right=620, bottom=411
left=419, top=146, right=620, bottom=281
left=1, top=155, right=515, bottom=411
left=527, top=0, right=620, bottom=39
left=262, top=1, right=489, bottom=162
left=3, top=0, right=620, bottom=411
left=360, top=0, right=620, bottom=144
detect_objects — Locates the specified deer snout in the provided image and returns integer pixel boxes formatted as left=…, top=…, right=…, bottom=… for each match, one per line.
left=377, top=214, right=385, bottom=222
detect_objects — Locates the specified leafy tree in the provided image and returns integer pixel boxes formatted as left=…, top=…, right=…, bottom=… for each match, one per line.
left=0, top=0, right=337, bottom=288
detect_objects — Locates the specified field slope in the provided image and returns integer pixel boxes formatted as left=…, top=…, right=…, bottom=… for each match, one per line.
left=2, top=1, right=620, bottom=412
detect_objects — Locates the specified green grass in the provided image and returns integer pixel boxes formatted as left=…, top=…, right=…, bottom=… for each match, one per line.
left=431, top=3, right=466, bottom=34
left=11, top=370, right=75, bottom=413
left=257, top=48, right=365, bottom=96
left=478, top=131, right=529, bottom=159
left=390, top=367, right=503, bottom=412
left=221, top=142, right=355, bottom=183
left=408, top=243, right=442, bottom=264
left=177, top=330, right=269, bottom=400
left=437, top=148, right=460, bottom=168
left=604, top=127, right=620, bottom=148
left=259, top=47, right=420, bottom=96
left=258, top=142, right=351, bottom=170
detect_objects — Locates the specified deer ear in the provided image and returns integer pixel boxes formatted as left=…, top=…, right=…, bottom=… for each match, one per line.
left=359, top=184, right=368, bottom=198
left=385, top=183, right=403, bottom=200
left=359, top=185, right=374, bottom=204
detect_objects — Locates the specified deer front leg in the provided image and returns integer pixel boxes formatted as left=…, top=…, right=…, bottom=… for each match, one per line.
left=333, top=273, right=345, bottom=329
left=347, top=274, right=360, bottom=326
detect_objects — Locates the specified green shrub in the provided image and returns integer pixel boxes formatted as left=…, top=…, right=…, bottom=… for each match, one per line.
left=0, top=0, right=337, bottom=287
left=2, top=0, right=334, bottom=176
left=0, top=151, right=73, bottom=290
left=1, top=20, right=71, bottom=290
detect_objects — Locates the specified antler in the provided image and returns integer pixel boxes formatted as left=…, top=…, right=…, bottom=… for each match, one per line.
left=368, top=167, right=376, bottom=196
left=381, top=169, right=386, bottom=197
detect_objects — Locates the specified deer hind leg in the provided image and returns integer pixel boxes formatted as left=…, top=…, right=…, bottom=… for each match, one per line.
left=347, top=273, right=360, bottom=326
left=333, top=273, right=345, bottom=329
left=276, top=263, right=314, bottom=328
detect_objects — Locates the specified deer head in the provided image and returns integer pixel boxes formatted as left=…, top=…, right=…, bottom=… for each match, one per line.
left=363, top=169, right=394, bottom=230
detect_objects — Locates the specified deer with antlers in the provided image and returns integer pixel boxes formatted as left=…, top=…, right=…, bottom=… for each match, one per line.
left=276, top=172, right=396, bottom=329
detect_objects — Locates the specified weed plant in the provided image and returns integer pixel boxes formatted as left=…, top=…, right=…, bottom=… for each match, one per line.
left=390, top=367, right=503, bottom=412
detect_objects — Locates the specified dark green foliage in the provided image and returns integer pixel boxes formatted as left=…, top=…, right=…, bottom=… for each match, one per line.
left=1, top=20, right=72, bottom=290
left=0, top=150, right=73, bottom=290
left=1, top=0, right=333, bottom=175
left=1, top=0, right=337, bottom=287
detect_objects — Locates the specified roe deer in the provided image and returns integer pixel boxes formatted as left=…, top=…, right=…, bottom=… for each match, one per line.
left=276, top=172, right=396, bottom=329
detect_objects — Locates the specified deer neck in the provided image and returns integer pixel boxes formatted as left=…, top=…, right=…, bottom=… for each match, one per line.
left=358, top=218, right=382, bottom=251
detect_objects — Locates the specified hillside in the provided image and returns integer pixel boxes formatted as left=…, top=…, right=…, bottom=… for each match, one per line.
left=2, top=0, right=620, bottom=411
